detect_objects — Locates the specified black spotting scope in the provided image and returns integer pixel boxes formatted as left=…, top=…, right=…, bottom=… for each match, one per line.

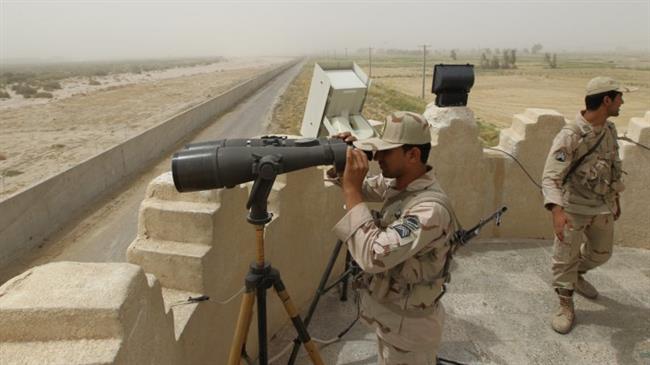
left=172, top=136, right=348, bottom=192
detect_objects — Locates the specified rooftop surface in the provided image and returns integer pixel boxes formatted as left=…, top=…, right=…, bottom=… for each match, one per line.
left=269, top=239, right=650, bottom=365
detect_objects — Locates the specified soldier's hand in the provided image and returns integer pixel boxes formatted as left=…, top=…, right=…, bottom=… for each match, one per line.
left=332, top=131, right=357, bottom=144
left=342, top=147, right=368, bottom=192
left=551, top=206, right=570, bottom=242
left=614, top=197, right=622, bottom=221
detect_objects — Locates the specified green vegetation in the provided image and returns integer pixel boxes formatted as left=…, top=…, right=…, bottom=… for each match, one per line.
left=475, top=117, right=500, bottom=146
left=12, top=84, right=38, bottom=98
left=270, top=63, right=313, bottom=134
left=364, top=82, right=426, bottom=120
left=42, top=81, right=62, bottom=91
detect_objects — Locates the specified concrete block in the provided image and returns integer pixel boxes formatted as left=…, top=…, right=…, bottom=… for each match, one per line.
left=626, top=113, right=650, bottom=146
left=127, top=238, right=210, bottom=293
left=139, top=199, right=219, bottom=244
left=0, top=262, right=177, bottom=364
left=510, top=113, right=534, bottom=137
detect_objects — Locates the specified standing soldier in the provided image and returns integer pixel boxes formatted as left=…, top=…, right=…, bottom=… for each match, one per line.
left=542, top=77, right=631, bottom=334
left=330, top=111, right=460, bottom=364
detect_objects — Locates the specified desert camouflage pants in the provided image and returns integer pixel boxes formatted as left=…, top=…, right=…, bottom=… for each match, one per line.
left=552, top=212, right=614, bottom=290
left=376, top=332, right=437, bottom=365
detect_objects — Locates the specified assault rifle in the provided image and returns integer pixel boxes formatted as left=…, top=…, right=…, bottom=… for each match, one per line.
left=452, top=205, right=508, bottom=250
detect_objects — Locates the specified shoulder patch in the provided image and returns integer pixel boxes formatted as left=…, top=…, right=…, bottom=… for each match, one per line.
left=391, top=224, right=411, bottom=238
left=403, top=215, right=420, bottom=231
left=554, top=150, right=567, bottom=162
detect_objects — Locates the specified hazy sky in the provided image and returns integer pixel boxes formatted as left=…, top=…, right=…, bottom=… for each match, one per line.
left=1, top=0, right=649, bottom=61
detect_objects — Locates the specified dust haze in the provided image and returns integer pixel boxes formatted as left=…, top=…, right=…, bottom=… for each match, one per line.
left=2, top=0, right=649, bottom=62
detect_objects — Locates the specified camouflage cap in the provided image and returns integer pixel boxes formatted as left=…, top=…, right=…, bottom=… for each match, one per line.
left=353, top=111, right=431, bottom=152
left=585, top=76, right=636, bottom=96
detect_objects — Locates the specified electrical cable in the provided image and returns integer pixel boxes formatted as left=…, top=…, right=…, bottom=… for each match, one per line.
left=484, top=146, right=542, bottom=190
left=169, top=286, right=244, bottom=308
left=437, top=357, right=468, bottom=365
left=619, top=135, right=650, bottom=151
left=268, top=284, right=361, bottom=363
left=484, top=133, right=649, bottom=193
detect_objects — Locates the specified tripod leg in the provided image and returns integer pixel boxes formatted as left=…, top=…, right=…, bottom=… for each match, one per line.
left=274, top=280, right=325, bottom=365
left=228, top=289, right=256, bottom=365
left=341, top=251, right=353, bottom=301
left=257, top=285, right=269, bottom=365
left=287, top=239, right=344, bottom=364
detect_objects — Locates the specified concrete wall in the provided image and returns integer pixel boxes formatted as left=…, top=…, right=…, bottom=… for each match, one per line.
left=0, top=61, right=296, bottom=269
left=616, top=112, right=650, bottom=246
left=1, top=106, right=648, bottom=364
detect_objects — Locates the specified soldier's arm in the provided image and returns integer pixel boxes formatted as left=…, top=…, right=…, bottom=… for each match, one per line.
left=541, top=128, right=580, bottom=210
left=360, top=174, right=391, bottom=202
left=325, top=168, right=390, bottom=202
left=332, top=201, right=451, bottom=274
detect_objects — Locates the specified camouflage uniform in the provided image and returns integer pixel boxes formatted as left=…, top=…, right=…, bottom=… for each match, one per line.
left=332, top=111, right=460, bottom=364
left=542, top=112, right=624, bottom=290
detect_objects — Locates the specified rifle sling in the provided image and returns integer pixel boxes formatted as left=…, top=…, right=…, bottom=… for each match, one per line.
left=562, top=129, right=606, bottom=185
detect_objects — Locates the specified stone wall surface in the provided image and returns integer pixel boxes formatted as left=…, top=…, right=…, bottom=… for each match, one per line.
left=1, top=106, right=648, bottom=364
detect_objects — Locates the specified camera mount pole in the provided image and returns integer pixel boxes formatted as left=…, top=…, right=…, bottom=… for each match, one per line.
left=228, top=155, right=325, bottom=365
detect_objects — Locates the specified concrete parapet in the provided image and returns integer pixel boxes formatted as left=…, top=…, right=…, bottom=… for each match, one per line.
left=125, top=166, right=346, bottom=363
left=626, top=111, right=650, bottom=146
left=493, top=109, right=565, bottom=239
left=616, top=111, right=650, bottom=248
left=424, top=105, right=492, bottom=228
left=0, top=262, right=177, bottom=364
left=424, top=105, right=648, bottom=245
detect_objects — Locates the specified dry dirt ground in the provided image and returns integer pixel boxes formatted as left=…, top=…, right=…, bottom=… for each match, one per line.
left=371, top=55, right=650, bottom=129
left=0, top=57, right=290, bottom=200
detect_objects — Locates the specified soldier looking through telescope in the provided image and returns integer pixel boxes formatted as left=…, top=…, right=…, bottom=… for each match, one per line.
left=327, top=111, right=461, bottom=365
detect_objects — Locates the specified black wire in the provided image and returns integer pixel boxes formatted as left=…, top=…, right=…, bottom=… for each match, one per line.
left=484, top=146, right=542, bottom=190
left=335, top=289, right=361, bottom=340
left=437, top=357, right=467, bottom=365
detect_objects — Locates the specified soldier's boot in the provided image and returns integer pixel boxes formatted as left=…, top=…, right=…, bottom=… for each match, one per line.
left=575, top=274, right=598, bottom=299
left=551, top=289, right=575, bottom=334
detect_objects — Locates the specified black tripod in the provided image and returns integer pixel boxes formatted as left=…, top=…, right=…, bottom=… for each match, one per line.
left=228, top=155, right=324, bottom=365
left=286, top=239, right=361, bottom=365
